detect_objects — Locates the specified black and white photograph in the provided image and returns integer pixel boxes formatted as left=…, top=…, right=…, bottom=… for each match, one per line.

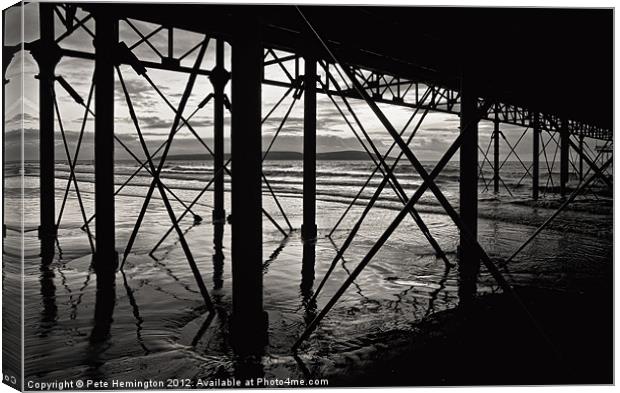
left=1, top=1, right=615, bottom=389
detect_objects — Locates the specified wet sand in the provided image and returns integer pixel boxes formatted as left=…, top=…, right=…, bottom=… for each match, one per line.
left=5, top=171, right=613, bottom=387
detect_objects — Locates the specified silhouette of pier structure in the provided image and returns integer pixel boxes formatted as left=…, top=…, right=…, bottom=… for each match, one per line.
left=3, top=4, right=612, bottom=353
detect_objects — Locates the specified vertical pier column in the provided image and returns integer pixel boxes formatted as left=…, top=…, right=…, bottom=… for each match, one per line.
left=458, top=76, right=479, bottom=307
left=210, top=39, right=228, bottom=290
left=93, top=11, right=118, bottom=274
left=301, top=55, right=317, bottom=240
left=210, top=38, right=229, bottom=224
left=560, top=118, right=569, bottom=197
left=493, top=104, right=500, bottom=194
left=37, top=4, right=60, bottom=257
left=230, top=11, right=267, bottom=350
left=532, top=113, right=540, bottom=200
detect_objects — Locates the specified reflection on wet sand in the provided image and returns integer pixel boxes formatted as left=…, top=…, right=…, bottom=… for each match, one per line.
left=19, top=173, right=612, bottom=385
left=424, top=262, right=452, bottom=318
left=233, top=354, right=265, bottom=385
left=262, top=234, right=289, bottom=273
left=300, top=239, right=317, bottom=322
left=90, top=271, right=116, bottom=344
left=327, top=238, right=373, bottom=303
left=212, top=221, right=225, bottom=290
left=38, top=254, right=57, bottom=337
left=80, top=264, right=117, bottom=383
left=190, top=311, right=216, bottom=347
left=121, top=270, right=149, bottom=355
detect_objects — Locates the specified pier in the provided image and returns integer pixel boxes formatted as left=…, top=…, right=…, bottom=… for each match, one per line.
left=3, top=3, right=612, bottom=370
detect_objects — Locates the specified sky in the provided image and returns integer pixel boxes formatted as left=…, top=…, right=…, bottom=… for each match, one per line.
left=4, top=3, right=567, bottom=164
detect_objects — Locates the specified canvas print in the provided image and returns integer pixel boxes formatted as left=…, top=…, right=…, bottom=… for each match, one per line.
left=2, top=2, right=613, bottom=390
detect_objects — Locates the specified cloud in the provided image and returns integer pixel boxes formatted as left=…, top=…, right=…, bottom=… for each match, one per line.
left=5, top=113, right=38, bottom=129
left=138, top=115, right=173, bottom=129
left=123, top=113, right=221, bottom=130
left=114, top=73, right=172, bottom=110
left=263, top=115, right=304, bottom=135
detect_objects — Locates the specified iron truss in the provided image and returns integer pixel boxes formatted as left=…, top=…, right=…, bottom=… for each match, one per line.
left=15, top=4, right=611, bottom=142
left=2, top=3, right=613, bottom=354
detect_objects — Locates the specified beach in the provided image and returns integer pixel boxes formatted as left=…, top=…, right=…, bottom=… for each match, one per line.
left=5, top=159, right=612, bottom=386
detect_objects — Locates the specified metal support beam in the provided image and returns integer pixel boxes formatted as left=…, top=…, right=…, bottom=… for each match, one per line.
left=210, top=38, right=228, bottom=224
left=504, top=157, right=612, bottom=265
left=291, top=11, right=520, bottom=348
left=493, top=104, right=500, bottom=194
left=560, top=118, right=569, bottom=197
left=458, top=76, right=479, bottom=307
left=36, top=4, right=60, bottom=257
left=301, top=55, right=317, bottom=240
left=230, top=11, right=267, bottom=352
left=567, top=136, right=613, bottom=191
left=532, top=113, right=540, bottom=200
left=93, top=11, right=119, bottom=274
left=55, top=44, right=613, bottom=142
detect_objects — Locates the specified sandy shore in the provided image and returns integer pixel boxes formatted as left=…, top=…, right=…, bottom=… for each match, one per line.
left=5, top=172, right=612, bottom=387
